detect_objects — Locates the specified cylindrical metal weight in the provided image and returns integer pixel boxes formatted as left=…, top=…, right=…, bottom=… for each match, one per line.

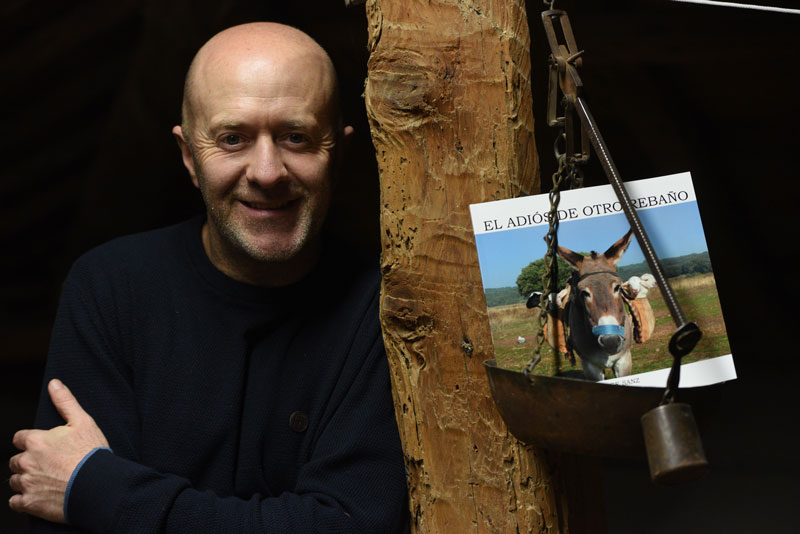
left=641, top=402, right=709, bottom=485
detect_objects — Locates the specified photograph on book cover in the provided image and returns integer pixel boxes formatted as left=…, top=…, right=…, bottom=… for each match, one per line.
left=470, top=172, right=736, bottom=387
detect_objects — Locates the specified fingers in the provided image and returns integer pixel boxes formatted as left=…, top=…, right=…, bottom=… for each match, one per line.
left=48, top=379, right=86, bottom=425
left=8, top=461, right=29, bottom=514
left=8, top=473, right=23, bottom=493
left=12, top=430, right=33, bottom=452
left=8, top=492, right=24, bottom=514
left=9, top=452, right=23, bottom=473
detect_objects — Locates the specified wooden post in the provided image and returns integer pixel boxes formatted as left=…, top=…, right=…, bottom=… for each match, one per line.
left=365, top=1, right=581, bottom=532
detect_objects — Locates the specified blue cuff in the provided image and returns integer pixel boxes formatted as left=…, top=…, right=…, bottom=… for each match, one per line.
left=64, top=446, right=112, bottom=524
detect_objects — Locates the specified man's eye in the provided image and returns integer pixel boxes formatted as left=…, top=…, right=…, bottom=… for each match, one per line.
left=222, top=134, right=241, bottom=146
left=287, top=133, right=307, bottom=144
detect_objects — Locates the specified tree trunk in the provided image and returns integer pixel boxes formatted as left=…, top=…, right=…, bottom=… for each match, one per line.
left=364, top=1, right=582, bottom=532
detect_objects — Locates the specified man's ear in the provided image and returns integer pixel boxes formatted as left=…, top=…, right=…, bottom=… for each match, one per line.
left=172, top=125, right=199, bottom=189
left=341, top=125, right=355, bottom=150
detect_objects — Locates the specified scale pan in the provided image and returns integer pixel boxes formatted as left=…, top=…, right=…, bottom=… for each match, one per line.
left=484, top=359, right=723, bottom=458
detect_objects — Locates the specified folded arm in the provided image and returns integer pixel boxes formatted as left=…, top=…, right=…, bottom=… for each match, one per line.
left=9, top=379, right=109, bottom=524
left=17, top=349, right=406, bottom=534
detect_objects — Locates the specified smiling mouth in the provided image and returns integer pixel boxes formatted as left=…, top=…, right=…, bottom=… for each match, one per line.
left=240, top=198, right=299, bottom=211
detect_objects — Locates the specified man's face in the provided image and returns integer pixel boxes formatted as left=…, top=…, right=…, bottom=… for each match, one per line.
left=176, top=53, right=346, bottom=278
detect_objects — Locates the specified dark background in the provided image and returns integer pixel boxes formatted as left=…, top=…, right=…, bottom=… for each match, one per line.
left=2, top=1, right=798, bottom=532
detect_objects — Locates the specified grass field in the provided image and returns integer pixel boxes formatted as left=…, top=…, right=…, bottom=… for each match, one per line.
left=488, top=273, right=731, bottom=379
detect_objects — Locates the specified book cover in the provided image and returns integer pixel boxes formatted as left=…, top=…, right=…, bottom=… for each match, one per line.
left=469, top=171, right=736, bottom=387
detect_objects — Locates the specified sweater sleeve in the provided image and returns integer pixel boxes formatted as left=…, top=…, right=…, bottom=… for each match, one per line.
left=30, top=257, right=140, bottom=534
left=64, top=335, right=407, bottom=534
left=32, top=256, right=408, bottom=533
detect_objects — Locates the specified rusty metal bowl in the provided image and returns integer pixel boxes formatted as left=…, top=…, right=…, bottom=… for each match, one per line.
left=484, top=359, right=725, bottom=458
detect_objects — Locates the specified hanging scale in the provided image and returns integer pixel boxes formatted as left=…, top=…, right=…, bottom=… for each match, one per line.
left=528, top=1, right=709, bottom=484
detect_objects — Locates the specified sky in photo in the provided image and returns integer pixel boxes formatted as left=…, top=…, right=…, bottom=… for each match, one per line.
left=474, top=201, right=709, bottom=288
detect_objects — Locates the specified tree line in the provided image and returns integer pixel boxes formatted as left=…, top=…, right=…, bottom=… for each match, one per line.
left=483, top=251, right=713, bottom=308
left=617, top=251, right=712, bottom=281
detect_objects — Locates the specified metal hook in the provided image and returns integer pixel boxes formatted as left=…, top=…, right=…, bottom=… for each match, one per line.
left=553, top=132, right=566, bottom=160
left=566, top=50, right=585, bottom=65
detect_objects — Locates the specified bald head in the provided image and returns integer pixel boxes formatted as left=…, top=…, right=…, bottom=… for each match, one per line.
left=181, top=23, right=341, bottom=143
left=171, top=22, right=354, bottom=286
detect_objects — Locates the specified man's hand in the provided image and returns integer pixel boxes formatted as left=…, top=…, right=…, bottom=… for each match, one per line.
left=8, top=379, right=109, bottom=523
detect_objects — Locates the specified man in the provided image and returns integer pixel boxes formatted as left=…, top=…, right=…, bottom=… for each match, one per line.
left=9, top=23, right=408, bottom=533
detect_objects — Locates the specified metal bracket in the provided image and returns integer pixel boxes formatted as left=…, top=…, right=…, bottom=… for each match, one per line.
left=542, top=9, right=589, bottom=171
left=541, top=9, right=701, bottom=366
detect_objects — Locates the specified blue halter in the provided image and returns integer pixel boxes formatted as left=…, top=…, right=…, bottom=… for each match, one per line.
left=592, top=324, right=626, bottom=337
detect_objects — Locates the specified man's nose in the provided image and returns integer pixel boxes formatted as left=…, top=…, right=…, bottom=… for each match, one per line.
left=245, top=136, right=288, bottom=186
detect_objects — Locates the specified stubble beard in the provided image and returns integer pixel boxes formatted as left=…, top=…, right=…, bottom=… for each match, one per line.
left=196, top=167, right=330, bottom=270
left=207, top=198, right=322, bottom=265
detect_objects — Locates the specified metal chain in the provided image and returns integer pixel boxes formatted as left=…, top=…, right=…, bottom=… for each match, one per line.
left=524, top=153, right=571, bottom=378
left=524, top=2, right=590, bottom=379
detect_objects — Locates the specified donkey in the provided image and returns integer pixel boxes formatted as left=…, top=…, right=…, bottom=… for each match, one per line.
left=557, top=229, right=635, bottom=381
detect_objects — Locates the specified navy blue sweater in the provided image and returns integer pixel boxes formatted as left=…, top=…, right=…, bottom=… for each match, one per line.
left=32, top=217, right=408, bottom=533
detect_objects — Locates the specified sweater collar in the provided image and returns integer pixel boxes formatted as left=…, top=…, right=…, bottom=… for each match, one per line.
left=183, top=215, right=325, bottom=310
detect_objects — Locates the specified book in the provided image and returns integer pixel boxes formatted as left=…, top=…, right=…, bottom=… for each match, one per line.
left=469, top=171, right=736, bottom=387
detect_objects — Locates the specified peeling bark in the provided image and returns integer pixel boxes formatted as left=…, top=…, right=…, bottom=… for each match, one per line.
left=365, top=1, right=576, bottom=532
